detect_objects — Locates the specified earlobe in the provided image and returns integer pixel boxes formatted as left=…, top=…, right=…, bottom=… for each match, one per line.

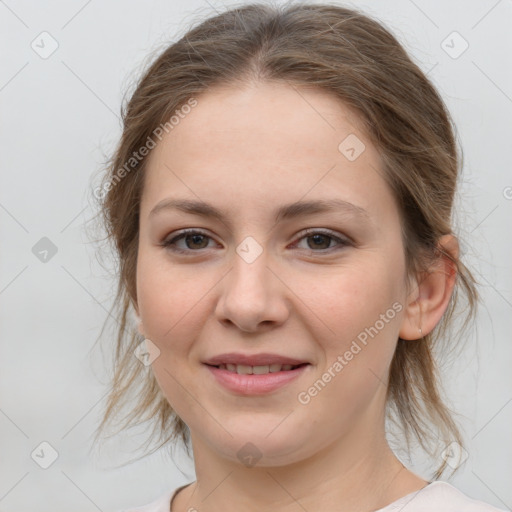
left=398, top=234, right=458, bottom=341
left=398, top=296, right=423, bottom=340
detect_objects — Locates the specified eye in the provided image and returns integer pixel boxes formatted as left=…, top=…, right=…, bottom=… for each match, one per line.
left=161, top=228, right=351, bottom=255
left=292, top=228, right=351, bottom=253
left=161, top=229, right=217, bottom=253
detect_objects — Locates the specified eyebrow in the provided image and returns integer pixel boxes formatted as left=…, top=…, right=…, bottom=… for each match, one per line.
left=149, top=197, right=371, bottom=225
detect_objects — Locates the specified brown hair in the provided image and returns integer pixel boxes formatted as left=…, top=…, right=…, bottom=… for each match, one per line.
left=89, top=1, right=479, bottom=479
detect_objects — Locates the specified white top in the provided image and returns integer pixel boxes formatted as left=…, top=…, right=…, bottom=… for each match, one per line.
left=117, top=480, right=508, bottom=512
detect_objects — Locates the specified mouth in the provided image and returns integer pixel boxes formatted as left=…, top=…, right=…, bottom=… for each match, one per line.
left=204, top=362, right=310, bottom=374
left=204, top=362, right=311, bottom=395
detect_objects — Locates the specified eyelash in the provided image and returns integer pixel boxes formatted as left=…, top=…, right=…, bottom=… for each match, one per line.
left=161, top=228, right=351, bottom=255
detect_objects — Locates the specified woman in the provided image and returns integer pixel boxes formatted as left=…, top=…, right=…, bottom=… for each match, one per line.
left=92, top=3, right=506, bottom=511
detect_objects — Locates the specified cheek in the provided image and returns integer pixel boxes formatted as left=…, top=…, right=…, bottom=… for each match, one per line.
left=294, top=258, right=401, bottom=342
left=298, top=263, right=403, bottom=406
left=136, top=254, right=208, bottom=349
left=303, top=274, right=401, bottom=420
left=136, top=255, right=209, bottom=414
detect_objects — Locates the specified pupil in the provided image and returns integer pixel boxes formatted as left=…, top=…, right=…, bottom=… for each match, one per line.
left=187, top=234, right=208, bottom=249
left=309, top=234, right=329, bottom=249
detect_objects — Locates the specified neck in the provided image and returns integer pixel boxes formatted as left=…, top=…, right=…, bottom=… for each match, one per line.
left=176, top=403, right=427, bottom=512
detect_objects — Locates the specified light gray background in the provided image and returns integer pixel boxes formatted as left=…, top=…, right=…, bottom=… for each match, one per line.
left=0, top=1, right=511, bottom=511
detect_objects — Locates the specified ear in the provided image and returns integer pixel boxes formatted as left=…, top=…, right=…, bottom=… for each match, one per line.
left=399, top=234, right=458, bottom=340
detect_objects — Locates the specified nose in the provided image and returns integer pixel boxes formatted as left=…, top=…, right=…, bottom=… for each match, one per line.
left=214, top=248, right=290, bottom=333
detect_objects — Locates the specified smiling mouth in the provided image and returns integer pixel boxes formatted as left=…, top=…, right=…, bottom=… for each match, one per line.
left=205, top=363, right=309, bottom=374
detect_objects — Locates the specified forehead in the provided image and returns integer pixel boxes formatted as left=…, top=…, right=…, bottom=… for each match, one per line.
left=141, top=81, right=397, bottom=226
left=155, top=81, right=369, bottom=161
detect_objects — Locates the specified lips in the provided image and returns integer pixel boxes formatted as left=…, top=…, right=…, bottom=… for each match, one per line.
left=214, top=362, right=307, bottom=374
left=203, top=352, right=310, bottom=367
left=205, top=360, right=310, bottom=395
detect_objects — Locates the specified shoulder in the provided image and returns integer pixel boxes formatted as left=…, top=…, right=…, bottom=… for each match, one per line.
left=115, top=489, right=176, bottom=512
left=382, top=481, right=508, bottom=512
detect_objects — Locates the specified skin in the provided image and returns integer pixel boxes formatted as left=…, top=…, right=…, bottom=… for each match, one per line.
left=135, top=81, right=458, bottom=512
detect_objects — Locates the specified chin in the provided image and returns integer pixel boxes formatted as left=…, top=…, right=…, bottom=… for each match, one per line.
left=210, top=429, right=317, bottom=468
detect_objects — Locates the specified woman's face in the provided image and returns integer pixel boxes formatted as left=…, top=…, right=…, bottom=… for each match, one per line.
left=136, top=82, right=413, bottom=466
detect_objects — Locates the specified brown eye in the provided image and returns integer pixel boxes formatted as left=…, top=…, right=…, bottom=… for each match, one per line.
left=182, top=233, right=210, bottom=250
left=162, top=229, right=215, bottom=253
left=294, top=229, right=350, bottom=253
left=306, top=233, right=332, bottom=250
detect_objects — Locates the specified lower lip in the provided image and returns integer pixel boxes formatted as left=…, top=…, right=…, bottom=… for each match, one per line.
left=204, top=364, right=310, bottom=395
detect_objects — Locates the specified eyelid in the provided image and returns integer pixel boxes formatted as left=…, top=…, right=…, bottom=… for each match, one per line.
left=293, top=227, right=352, bottom=244
left=161, top=227, right=352, bottom=254
left=161, top=228, right=217, bottom=251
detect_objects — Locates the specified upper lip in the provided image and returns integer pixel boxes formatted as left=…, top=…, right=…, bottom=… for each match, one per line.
left=203, top=353, right=310, bottom=366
